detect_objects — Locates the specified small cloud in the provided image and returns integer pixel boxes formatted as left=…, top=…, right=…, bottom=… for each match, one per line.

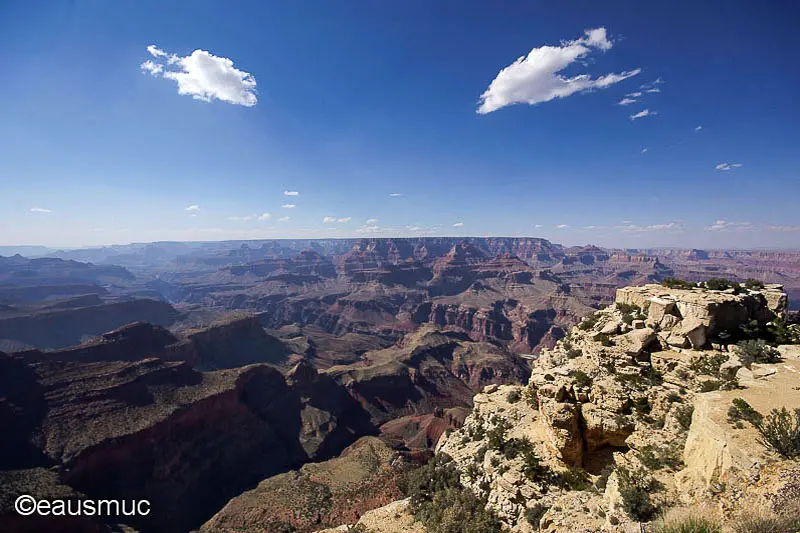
left=618, top=98, right=638, bottom=106
left=534, top=224, right=543, bottom=228
left=140, top=60, right=163, bottom=76
left=29, top=207, right=51, bottom=213
left=142, top=45, right=257, bottom=106
left=630, top=109, right=657, bottom=120
left=366, top=218, right=379, bottom=224
left=283, top=190, right=299, bottom=196
left=555, top=224, right=570, bottom=229
left=644, top=88, right=661, bottom=93
left=278, top=216, right=290, bottom=222
left=766, top=225, right=800, bottom=231
left=705, top=220, right=752, bottom=231
left=618, top=222, right=681, bottom=232
left=639, top=77, right=664, bottom=90
left=715, top=162, right=743, bottom=171
left=407, top=226, right=423, bottom=232
left=389, top=193, right=404, bottom=197
left=731, top=163, right=743, bottom=168
left=626, top=92, right=642, bottom=97
left=452, top=222, right=464, bottom=227
left=641, top=148, right=648, bottom=154
left=257, top=212, right=271, bottom=221
left=337, top=217, right=351, bottom=223
left=281, top=204, right=296, bottom=209
left=695, top=125, right=703, bottom=131
left=185, top=205, right=200, bottom=211
left=323, top=216, right=337, bottom=223
left=228, top=215, right=254, bottom=221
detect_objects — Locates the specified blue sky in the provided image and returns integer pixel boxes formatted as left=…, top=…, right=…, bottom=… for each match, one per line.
left=1, top=0, right=798, bottom=249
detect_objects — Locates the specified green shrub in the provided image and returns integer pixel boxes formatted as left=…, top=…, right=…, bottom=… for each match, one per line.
left=555, top=466, right=590, bottom=491
left=727, top=398, right=763, bottom=426
left=755, top=407, right=800, bottom=458
left=578, top=313, right=599, bottom=331
left=636, top=445, right=663, bottom=470
left=690, top=353, right=728, bottom=377
left=662, top=277, right=696, bottom=290
left=744, top=279, right=765, bottom=290
left=524, top=387, right=539, bottom=409
left=487, top=418, right=511, bottom=451
left=736, top=339, right=781, bottom=365
left=734, top=506, right=800, bottom=533
left=506, top=389, right=521, bottom=404
left=470, top=418, right=486, bottom=441
left=402, top=454, right=502, bottom=533
left=597, top=333, right=614, bottom=346
left=616, top=466, right=657, bottom=521
left=705, top=278, right=735, bottom=291
left=566, top=347, right=583, bottom=359
left=500, top=437, right=530, bottom=460
left=675, top=405, right=694, bottom=430
left=571, top=370, right=593, bottom=388
left=652, top=513, right=722, bottom=533
left=699, top=380, right=722, bottom=392
left=616, top=303, right=641, bottom=314
left=667, top=392, right=683, bottom=403
left=767, top=317, right=800, bottom=345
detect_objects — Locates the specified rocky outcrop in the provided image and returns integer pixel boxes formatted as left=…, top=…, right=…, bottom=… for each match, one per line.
left=434, top=284, right=798, bottom=530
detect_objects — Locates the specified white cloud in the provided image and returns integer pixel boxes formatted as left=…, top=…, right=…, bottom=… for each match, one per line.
left=29, top=207, right=51, bottom=213
left=257, top=212, right=271, bottom=221
left=640, top=77, right=664, bottom=90
left=452, top=222, right=464, bottom=227
left=147, top=45, right=169, bottom=59
left=705, top=220, right=752, bottom=231
left=185, top=205, right=200, bottom=211
left=555, top=224, right=570, bottom=229
left=323, top=216, right=337, bottom=223
left=641, top=148, right=648, bottom=154
left=228, top=215, right=254, bottom=221
left=645, top=88, right=661, bottom=93
left=407, top=226, right=423, bottom=232
left=278, top=216, right=290, bottom=222
left=140, top=60, right=163, bottom=76
left=630, top=109, right=657, bottom=120
left=356, top=225, right=381, bottom=233
left=766, top=225, right=800, bottom=231
left=477, top=27, right=640, bottom=114
left=142, top=46, right=257, bottom=106
left=695, top=125, right=703, bottom=131
left=534, top=224, right=543, bottom=228
left=715, top=162, right=743, bottom=171
left=389, top=193, right=404, bottom=197
left=281, top=204, right=296, bottom=209
left=626, top=92, right=642, bottom=97
left=366, top=218, right=379, bottom=224
left=618, top=98, right=638, bottom=106
left=337, top=217, right=351, bottom=223
left=619, top=222, right=681, bottom=232
left=283, top=190, right=299, bottom=196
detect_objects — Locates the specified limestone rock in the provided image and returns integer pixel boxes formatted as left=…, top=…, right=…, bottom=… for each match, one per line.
left=581, top=403, right=635, bottom=451
left=615, top=327, right=657, bottom=356
left=540, top=400, right=583, bottom=466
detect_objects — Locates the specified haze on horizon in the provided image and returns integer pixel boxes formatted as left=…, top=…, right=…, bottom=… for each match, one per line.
left=1, top=1, right=798, bottom=250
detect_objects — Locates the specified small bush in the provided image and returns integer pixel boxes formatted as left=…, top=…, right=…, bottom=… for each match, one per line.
left=736, top=339, right=781, bottom=365
left=487, top=418, right=511, bottom=451
left=555, top=466, right=591, bottom=491
left=744, top=279, right=765, bottom=290
left=705, top=278, right=735, bottom=291
left=667, top=392, right=683, bottom=403
left=402, top=454, right=503, bottom=533
left=616, top=303, right=641, bottom=314
left=524, top=387, right=539, bottom=409
left=597, top=333, right=614, bottom=347
left=734, top=506, right=800, bottom=533
left=699, top=380, right=722, bottom=392
left=578, top=313, right=599, bottom=331
left=662, top=277, right=696, bottom=290
left=690, top=353, right=728, bottom=377
left=755, top=407, right=800, bottom=458
left=675, top=405, right=694, bottom=430
left=727, top=398, right=763, bottom=426
left=616, top=466, right=657, bottom=521
left=636, top=445, right=663, bottom=470
left=506, top=389, right=521, bottom=404
left=470, top=418, right=486, bottom=441
left=652, top=513, right=722, bottom=533
left=566, top=347, right=583, bottom=359
left=525, top=504, right=549, bottom=527
left=768, top=317, right=800, bottom=345
left=571, top=370, right=593, bottom=388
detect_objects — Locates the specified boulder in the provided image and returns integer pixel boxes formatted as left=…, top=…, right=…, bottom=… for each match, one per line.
left=539, top=400, right=583, bottom=466
left=679, top=317, right=707, bottom=349
left=646, top=296, right=676, bottom=325
left=718, top=354, right=743, bottom=381
left=580, top=403, right=634, bottom=451
left=615, top=328, right=657, bottom=356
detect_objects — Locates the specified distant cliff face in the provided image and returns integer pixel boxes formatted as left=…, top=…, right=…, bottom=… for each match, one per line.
left=0, top=339, right=373, bottom=531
